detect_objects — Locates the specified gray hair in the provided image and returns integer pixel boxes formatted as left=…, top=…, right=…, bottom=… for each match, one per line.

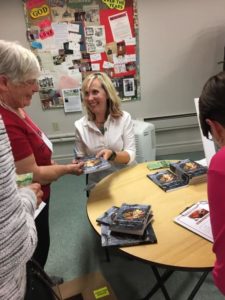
left=0, top=40, right=41, bottom=83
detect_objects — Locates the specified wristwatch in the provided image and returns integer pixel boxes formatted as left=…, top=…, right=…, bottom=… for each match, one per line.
left=108, top=151, right=117, bottom=161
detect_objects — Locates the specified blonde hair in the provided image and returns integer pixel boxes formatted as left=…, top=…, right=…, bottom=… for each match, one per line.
left=81, top=72, right=123, bottom=121
left=0, top=40, right=40, bottom=83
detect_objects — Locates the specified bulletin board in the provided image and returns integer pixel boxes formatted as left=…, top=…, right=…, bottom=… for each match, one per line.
left=22, top=0, right=140, bottom=112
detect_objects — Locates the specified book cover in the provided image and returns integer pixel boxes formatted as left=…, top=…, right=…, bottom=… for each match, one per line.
left=170, top=159, right=207, bottom=184
left=78, top=156, right=111, bottom=174
left=109, top=203, right=152, bottom=236
left=96, top=206, right=119, bottom=225
left=101, top=223, right=157, bottom=247
left=147, top=170, right=188, bottom=192
left=174, top=201, right=213, bottom=242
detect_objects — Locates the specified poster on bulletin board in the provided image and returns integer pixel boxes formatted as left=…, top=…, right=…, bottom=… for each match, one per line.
left=22, top=0, right=140, bottom=111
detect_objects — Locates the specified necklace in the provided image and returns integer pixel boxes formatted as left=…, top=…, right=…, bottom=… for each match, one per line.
left=99, top=125, right=105, bottom=135
left=94, top=120, right=105, bottom=135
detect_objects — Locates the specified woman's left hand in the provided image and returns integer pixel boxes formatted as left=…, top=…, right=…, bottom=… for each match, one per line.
left=96, top=149, right=113, bottom=160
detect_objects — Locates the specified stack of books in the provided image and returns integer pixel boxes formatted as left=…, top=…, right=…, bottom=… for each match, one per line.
left=96, top=203, right=157, bottom=247
left=147, top=159, right=207, bottom=192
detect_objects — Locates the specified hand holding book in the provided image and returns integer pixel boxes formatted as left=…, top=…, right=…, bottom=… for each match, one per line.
left=76, top=155, right=111, bottom=174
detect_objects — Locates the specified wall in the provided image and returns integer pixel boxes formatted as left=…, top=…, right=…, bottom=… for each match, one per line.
left=136, top=0, right=225, bottom=118
left=1, top=0, right=225, bottom=160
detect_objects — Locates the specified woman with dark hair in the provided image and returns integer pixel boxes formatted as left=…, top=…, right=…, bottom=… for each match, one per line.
left=199, top=71, right=225, bottom=296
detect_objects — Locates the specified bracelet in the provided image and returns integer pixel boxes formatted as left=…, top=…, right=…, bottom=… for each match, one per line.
left=108, top=151, right=117, bottom=161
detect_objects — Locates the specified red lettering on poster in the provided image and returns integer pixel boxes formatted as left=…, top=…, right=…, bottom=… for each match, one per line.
left=26, top=0, right=45, bottom=10
left=38, top=19, right=54, bottom=39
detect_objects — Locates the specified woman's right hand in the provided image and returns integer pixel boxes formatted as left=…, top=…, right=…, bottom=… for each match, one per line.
left=28, top=183, right=43, bottom=207
left=68, top=161, right=84, bottom=175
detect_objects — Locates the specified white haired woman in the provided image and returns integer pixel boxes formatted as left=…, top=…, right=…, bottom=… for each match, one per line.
left=0, top=40, right=84, bottom=271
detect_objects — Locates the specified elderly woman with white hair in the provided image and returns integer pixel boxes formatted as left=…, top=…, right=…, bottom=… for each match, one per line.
left=0, top=40, right=84, bottom=271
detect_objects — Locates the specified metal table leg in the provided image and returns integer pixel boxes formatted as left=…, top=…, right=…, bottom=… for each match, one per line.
left=141, top=266, right=173, bottom=300
left=187, top=270, right=210, bottom=300
left=141, top=268, right=210, bottom=300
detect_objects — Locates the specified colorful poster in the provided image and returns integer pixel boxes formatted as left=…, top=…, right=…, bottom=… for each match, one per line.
left=23, top=0, right=140, bottom=110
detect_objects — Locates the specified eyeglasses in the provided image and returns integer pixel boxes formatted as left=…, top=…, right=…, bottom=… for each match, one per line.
left=23, top=79, right=39, bottom=86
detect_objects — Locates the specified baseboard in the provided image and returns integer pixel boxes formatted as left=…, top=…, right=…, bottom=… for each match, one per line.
left=156, top=141, right=203, bottom=156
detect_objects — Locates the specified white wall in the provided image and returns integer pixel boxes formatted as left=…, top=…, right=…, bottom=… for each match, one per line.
left=135, top=0, right=225, bottom=118
left=1, top=0, right=224, bottom=159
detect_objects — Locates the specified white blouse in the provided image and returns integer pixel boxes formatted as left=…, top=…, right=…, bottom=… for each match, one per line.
left=74, top=111, right=136, bottom=188
left=74, top=110, right=136, bottom=164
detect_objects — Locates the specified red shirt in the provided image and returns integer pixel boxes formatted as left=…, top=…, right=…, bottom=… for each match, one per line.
left=0, top=106, right=52, bottom=202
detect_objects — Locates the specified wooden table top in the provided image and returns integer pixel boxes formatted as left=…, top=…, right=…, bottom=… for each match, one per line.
left=87, top=162, right=215, bottom=270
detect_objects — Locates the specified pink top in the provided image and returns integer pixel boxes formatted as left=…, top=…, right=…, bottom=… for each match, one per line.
left=208, top=146, right=225, bottom=295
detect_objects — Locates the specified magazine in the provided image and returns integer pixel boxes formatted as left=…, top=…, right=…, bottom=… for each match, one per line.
left=101, top=223, right=157, bottom=247
left=174, top=201, right=213, bottom=242
left=77, top=155, right=111, bottom=174
left=147, top=169, right=188, bottom=192
left=109, top=203, right=152, bottom=236
left=170, top=159, right=207, bottom=184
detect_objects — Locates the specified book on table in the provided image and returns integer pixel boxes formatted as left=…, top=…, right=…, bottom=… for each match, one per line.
left=147, top=160, right=171, bottom=170
left=96, top=203, right=157, bottom=247
left=147, top=159, right=207, bottom=192
left=169, top=159, right=207, bottom=184
left=109, top=203, right=152, bottom=236
left=96, top=206, right=119, bottom=225
left=77, top=155, right=111, bottom=174
left=147, top=169, right=188, bottom=192
left=101, top=222, right=157, bottom=247
left=174, top=200, right=213, bottom=242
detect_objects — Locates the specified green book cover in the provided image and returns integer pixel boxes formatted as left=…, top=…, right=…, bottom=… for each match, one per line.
left=147, top=160, right=170, bottom=170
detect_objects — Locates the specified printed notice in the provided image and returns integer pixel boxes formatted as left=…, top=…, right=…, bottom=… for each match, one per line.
left=62, top=88, right=82, bottom=113
left=108, top=11, right=132, bottom=42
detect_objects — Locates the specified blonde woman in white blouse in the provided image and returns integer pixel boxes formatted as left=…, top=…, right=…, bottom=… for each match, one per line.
left=74, top=72, right=136, bottom=190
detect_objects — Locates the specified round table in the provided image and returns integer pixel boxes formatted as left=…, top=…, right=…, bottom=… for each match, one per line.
left=87, top=162, right=214, bottom=299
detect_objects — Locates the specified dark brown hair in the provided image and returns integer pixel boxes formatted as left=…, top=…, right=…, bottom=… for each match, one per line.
left=199, top=71, right=225, bottom=138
